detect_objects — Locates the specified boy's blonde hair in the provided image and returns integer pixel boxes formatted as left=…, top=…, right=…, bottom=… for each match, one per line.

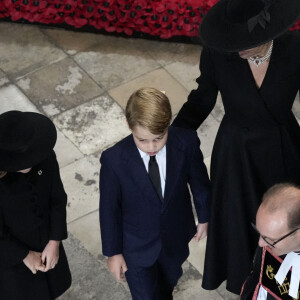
left=126, top=87, right=172, bottom=134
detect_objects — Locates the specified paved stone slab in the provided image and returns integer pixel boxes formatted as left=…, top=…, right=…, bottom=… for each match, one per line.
left=217, top=282, right=240, bottom=300
left=175, top=263, right=221, bottom=300
left=165, top=59, right=200, bottom=93
left=60, top=155, right=99, bottom=223
left=42, top=28, right=105, bottom=55
left=136, top=39, right=201, bottom=67
left=0, top=69, right=9, bottom=87
left=74, top=37, right=160, bottom=90
left=0, top=77, right=9, bottom=87
left=187, top=238, right=207, bottom=276
left=16, top=57, right=104, bottom=117
left=204, top=156, right=212, bottom=176
left=108, top=68, right=189, bottom=115
left=53, top=94, right=130, bottom=155
left=0, top=22, right=66, bottom=78
left=0, top=84, right=39, bottom=113
left=68, top=210, right=102, bottom=259
left=58, top=233, right=131, bottom=300
left=54, top=129, right=84, bottom=169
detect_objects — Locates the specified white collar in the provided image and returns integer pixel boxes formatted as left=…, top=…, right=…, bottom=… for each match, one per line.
left=137, top=145, right=166, bottom=160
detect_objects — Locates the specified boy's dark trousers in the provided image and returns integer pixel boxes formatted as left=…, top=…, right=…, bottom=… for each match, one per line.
left=125, top=248, right=184, bottom=300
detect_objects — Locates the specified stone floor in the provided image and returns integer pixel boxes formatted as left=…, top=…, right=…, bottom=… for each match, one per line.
left=0, top=21, right=299, bottom=300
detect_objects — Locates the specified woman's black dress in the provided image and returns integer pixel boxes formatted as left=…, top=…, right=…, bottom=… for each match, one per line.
left=173, top=32, right=300, bottom=294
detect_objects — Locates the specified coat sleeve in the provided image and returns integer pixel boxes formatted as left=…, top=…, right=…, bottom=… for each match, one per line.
left=99, top=152, right=123, bottom=257
left=48, top=151, right=68, bottom=241
left=172, top=47, right=218, bottom=130
left=188, top=131, right=211, bottom=223
left=0, top=205, right=29, bottom=266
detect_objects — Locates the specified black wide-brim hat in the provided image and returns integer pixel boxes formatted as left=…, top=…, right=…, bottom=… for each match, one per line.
left=199, top=0, right=300, bottom=52
left=0, top=111, right=57, bottom=172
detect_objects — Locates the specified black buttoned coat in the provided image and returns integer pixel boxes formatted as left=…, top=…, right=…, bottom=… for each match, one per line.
left=173, top=32, right=300, bottom=294
left=0, top=151, right=71, bottom=299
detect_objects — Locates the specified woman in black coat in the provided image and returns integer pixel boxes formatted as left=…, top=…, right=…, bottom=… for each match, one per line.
left=0, top=111, right=71, bottom=299
left=173, top=0, right=300, bottom=295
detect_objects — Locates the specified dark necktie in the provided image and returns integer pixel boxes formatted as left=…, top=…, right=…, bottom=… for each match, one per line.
left=148, top=155, right=163, bottom=201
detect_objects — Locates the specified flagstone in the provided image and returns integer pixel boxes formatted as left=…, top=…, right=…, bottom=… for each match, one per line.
left=108, top=68, right=189, bottom=115
left=53, top=94, right=130, bottom=155
left=165, top=59, right=200, bottom=92
left=54, top=129, right=84, bottom=168
left=0, top=84, right=39, bottom=113
left=42, top=28, right=105, bottom=55
left=0, top=22, right=66, bottom=78
left=16, top=57, right=104, bottom=117
left=74, top=38, right=160, bottom=90
left=136, top=38, right=201, bottom=67
left=68, top=210, right=102, bottom=259
left=60, top=155, right=100, bottom=223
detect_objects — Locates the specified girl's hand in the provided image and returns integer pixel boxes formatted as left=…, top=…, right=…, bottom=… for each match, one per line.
left=23, top=250, right=45, bottom=274
left=41, top=240, right=60, bottom=272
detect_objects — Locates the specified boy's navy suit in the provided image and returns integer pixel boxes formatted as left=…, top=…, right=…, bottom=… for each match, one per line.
left=100, top=126, right=210, bottom=298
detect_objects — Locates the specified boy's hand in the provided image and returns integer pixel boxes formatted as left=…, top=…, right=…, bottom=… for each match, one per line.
left=41, top=240, right=60, bottom=272
left=23, top=250, right=45, bottom=274
left=194, top=223, right=208, bottom=242
left=107, top=254, right=128, bottom=281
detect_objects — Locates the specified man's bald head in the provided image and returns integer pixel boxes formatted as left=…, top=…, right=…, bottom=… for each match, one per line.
left=261, top=183, right=300, bottom=231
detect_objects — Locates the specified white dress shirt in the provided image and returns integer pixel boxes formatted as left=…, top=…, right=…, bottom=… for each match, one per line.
left=137, top=146, right=166, bottom=197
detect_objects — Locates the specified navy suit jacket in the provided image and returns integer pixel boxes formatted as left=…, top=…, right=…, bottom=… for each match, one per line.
left=99, top=126, right=210, bottom=268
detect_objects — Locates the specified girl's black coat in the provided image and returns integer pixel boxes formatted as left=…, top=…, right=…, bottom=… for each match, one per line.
left=0, top=151, right=71, bottom=299
left=173, top=32, right=300, bottom=294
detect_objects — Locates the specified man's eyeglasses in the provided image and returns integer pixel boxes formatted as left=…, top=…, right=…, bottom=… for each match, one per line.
left=251, top=222, right=300, bottom=248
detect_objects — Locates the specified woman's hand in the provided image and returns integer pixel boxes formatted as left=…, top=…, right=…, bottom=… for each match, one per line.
left=194, top=222, right=208, bottom=242
left=23, top=250, right=45, bottom=274
left=41, top=240, right=60, bottom=272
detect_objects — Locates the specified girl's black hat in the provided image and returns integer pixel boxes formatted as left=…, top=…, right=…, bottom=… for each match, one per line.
left=0, top=111, right=57, bottom=172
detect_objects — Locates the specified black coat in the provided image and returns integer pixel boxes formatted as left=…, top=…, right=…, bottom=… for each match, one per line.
left=0, top=151, right=71, bottom=299
left=173, top=32, right=300, bottom=294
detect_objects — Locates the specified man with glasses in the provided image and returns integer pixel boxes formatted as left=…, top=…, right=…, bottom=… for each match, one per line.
left=240, top=183, right=300, bottom=300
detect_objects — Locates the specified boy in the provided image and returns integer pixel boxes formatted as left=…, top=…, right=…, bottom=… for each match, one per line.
left=99, top=87, right=210, bottom=300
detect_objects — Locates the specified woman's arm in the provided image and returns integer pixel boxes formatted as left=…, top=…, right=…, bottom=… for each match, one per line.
left=172, top=47, right=219, bottom=129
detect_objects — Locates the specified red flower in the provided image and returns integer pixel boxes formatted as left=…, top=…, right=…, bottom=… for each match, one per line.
left=206, top=0, right=219, bottom=9
left=10, top=9, right=23, bottom=21
left=0, top=0, right=268, bottom=39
